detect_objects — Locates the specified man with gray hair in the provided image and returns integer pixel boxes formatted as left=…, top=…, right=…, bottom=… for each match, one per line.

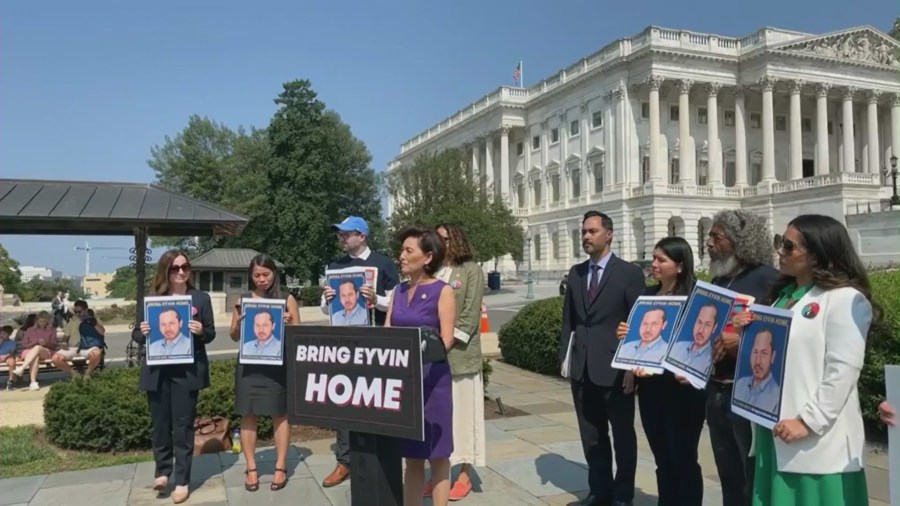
left=704, top=209, right=778, bottom=506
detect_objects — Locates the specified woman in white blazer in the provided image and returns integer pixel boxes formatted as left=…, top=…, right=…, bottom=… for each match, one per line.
left=737, top=214, right=875, bottom=506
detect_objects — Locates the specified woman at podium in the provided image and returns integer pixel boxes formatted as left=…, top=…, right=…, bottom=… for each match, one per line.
left=387, top=226, right=457, bottom=506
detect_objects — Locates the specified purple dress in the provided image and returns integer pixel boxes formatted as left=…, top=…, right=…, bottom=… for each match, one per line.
left=390, top=280, right=453, bottom=459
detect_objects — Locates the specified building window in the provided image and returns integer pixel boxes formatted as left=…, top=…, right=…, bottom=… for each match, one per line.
left=571, top=168, right=581, bottom=197
left=551, top=232, right=559, bottom=260
left=751, top=162, right=762, bottom=185
left=533, top=234, right=542, bottom=261
left=641, top=102, right=650, bottom=119
left=533, top=181, right=542, bottom=205
left=571, top=229, right=580, bottom=258
left=750, top=113, right=761, bottom=129
left=212, top=272, right=224, bottom=292
left=775, top=115, right=787, bottom=131
left=725, top=161, right=736, bottom=187
left=670, top=105, right=680, bottom=122
left=801, top=118, right=812, bottom=133
left=827, top=121, right=833, bottom=135
left=551, top=174, right=560, bottom=202
left=724, top=110, right=735, bottom=126
left=229, top=275, right=242, bottom=289
left=670, top=158, right=680, bottom=184
left=592, top=159, right=605, bottom=193
left=532, top=135, right=540, bottom=150
left=550, top=128, right=560, bottom=144
left=641, top=156, right=650, bottom=184
left=516, top=183, right=525, bottom=207
left=698, top=160, right=709, bottom=186
left=569, top=120, right=580, bottom=136
left=592, top=111, right=603, bottom=128
left=698, top=107, right=708, bottom=125
left=516, top=142, right=524, bottom=156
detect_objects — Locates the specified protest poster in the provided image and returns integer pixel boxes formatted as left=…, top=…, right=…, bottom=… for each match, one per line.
left=144, top=295, right=194, bottom=366
left=286, top=325, right=424, bottom=441
left=662, top=280, right=744, bottom=389
left=239, top=298, right=286, bottom=366
left=730, top=304, right=791, bottom=428
left=611, top=296, right=686, bottom=375
left=886, top=365, right=900, bottom=506
left=326, top=267, right=371, bottom=326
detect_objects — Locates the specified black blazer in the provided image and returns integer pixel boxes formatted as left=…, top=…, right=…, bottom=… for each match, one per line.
left=559, top=254, right=645, bottom=387
left=131, top=288, right=216, bottom=392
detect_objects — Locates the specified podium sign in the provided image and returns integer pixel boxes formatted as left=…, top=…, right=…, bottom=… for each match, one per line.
left=286, top=325, right=425, bottom=441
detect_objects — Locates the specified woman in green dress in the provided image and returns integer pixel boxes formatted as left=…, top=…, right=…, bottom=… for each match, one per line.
left=734, top=214, right=874, bottom=506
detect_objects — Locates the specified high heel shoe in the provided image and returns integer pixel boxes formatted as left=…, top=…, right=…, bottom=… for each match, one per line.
left=270, top=468, right=288, bottom=491
left=244, top=468, right=259, bottom=492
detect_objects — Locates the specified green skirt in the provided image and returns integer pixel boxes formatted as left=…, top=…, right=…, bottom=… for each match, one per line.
left=751, top=425, right=868, bottom=506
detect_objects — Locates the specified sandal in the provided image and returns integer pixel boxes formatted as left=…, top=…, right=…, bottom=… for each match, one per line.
left=270, top=468, right=288, bottom=491
left=244, top=468, right=259, bottom=492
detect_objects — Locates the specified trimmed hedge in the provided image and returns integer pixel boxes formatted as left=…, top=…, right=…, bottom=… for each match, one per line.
left=295, top=286, right=325, bottom=307
left=498, top=270, right=899, bottom=429
left=44, top=359, right=272, bottom=452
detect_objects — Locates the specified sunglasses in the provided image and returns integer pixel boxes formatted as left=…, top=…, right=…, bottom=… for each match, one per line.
left=780, top=239, right=799, bottom=254
left=169, top=263, right=191, bottom=274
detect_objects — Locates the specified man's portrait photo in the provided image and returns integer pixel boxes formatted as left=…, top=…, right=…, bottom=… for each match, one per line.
left=327, top=275, right=369, bottom=326
left=731, top=307, right=790, bottom=428
left=239, top=300, right=285, bottom=365
left=612, top=296, right=685, bottom=372
left=667, top=302, right=719, bottom=375
left=144, top=296, right=194, bottom=365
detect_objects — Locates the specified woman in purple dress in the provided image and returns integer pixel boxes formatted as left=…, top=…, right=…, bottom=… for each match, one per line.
left=387, top=226, right=457, bottom=506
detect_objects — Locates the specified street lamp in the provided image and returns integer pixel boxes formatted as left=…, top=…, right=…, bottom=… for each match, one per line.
left=891, top=155, right=899, bottom=207
left=525, top=232, right=534, bottom=300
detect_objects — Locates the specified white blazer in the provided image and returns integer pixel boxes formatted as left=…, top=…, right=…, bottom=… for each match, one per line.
left=749, top=285, right=872, bottom=474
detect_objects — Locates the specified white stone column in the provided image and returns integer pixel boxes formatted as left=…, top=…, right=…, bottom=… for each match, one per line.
left=500, top=125, right=511, bottom=201
left=789, top=80, right=804, bottom=180
left=615, top=84, right=626, bottom=185
left=734, top=86, right=748, bottom=186
left=471, top=140, right=479, bottom=180
left=677, top=79, right=694, bottom=184
left=760, top=76, right=777, bottom=182
left=484, top=135, right=494, bottom=190
left=842, top=86, right=857, bottom=173
left=646, top=75, right=665, bottom=182
left=892, top=93, right=900, bottom=165
left=867, top=91, right=881, bottom=174
left=815, top=83, right=831, bottom=175
left=706, top=82, right=722, bottom=185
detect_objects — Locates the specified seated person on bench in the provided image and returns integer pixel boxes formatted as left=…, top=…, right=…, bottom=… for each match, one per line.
left=11, top=311, right=57, bottom=390
left=52, top=308, right=105, bottom=379
left=0, top=325, right=16, bottom=378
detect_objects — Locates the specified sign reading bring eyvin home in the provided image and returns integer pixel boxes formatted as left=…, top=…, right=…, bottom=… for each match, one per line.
left=286, top=326, right=425, bottom=441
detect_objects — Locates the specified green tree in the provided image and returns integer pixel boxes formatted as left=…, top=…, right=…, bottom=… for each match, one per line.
left=386, top=148, right=524, bottom=265
left=105, top=264, right=155, bottom=299
left=0, top=244, right=23, bottom=299
left=19, top=278, right=85, bottom=303
left=264, top=80, right=383, bottom=283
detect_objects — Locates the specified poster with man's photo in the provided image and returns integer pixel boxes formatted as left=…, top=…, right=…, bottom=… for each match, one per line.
left=611, top=296, right=686, bottom=375
left=239, top=298, right=286, bottom=366
left=326, top=267, right=372, bottom=326
left=730, top=304, right=791, bottom=428
left=144, top=295, right=194, bottom=366
left=661, top=281, right=746, bottom=389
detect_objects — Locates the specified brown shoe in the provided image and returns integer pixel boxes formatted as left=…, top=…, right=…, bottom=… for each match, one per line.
left=322, top=464, right=349, bottom=488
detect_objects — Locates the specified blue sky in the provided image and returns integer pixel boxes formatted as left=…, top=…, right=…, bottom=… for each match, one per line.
left=1, top=0, right=895, bottom=277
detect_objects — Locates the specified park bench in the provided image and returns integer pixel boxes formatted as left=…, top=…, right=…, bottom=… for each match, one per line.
left=0, top=347, right=107, bottom=385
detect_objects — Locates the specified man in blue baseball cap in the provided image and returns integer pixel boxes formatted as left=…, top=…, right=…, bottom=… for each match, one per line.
left=319, top=215, right=399, bottom=487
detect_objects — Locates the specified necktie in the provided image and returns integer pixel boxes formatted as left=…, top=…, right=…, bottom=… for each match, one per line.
left=588, top=264, right=601, bottom=300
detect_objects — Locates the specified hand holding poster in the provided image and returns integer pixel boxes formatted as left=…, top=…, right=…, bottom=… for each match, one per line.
left=144, top=295, right=194, bottom=366
left=662, top=280, right=743, bottom=389
left=611, top=296, right=686, bottom=375
left=326, top=267, right=373, bottom=326
left=239, top=298, right=286, bottom=365
left=730, top=304, right=791, bottom=428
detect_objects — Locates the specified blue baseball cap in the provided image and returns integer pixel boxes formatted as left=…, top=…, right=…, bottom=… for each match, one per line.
left=332, top=216, right=369, bottom=235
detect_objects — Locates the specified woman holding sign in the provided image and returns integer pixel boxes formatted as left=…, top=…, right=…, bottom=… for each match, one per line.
left=132, top=249, right=216, bottom=504
left=615, top=237, right=706, bottom=506
left=734, top=215, right=874, bottom=506
left=230, top=254, right=300, bottom=492
left=387, top=226, right=456, bottom=506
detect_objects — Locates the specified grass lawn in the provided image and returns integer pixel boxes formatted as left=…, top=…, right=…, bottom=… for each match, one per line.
left=0, top=426, right=151, bottom=479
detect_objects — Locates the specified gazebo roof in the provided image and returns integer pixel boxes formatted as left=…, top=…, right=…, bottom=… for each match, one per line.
left=191, top=248, right=284, bottom=270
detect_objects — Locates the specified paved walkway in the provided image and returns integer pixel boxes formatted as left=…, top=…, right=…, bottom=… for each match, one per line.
left=0, top=362, right=891, bottom=505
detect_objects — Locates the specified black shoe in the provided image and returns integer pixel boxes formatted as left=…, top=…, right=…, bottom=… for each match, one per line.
left=270, top=467, right=287, bottom=491
left=244, top=468, right=259, bottom=492
left=613, top=502, right=634, bottom=506
left=570, top=495, right=603, bottom=506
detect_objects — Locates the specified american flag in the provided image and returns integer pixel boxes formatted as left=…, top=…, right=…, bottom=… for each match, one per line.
left=513, top=61, right=521, bottom=85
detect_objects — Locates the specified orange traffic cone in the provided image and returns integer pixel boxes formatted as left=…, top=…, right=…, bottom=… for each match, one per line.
left=480, top=302, right=490, bottom=333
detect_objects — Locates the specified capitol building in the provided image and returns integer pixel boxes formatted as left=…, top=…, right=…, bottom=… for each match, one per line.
left=386, top=24, right=900, bottom=276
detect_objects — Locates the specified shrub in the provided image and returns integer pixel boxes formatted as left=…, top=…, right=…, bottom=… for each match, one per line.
left=44, top=359, right=273, bottom=452
left=482, top=357, right=493, bottom=391
left=297, top=286, right=324, bottom=307
left=94, top=303, right=136, bottom=323
left=497, top=296, right=564, bottom=375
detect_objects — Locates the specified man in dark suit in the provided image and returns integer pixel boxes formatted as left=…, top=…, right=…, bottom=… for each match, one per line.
left=559, top=211, right=646, bottom=506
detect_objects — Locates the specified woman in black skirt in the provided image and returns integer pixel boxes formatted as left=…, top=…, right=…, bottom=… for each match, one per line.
left=230, top=253, right=300, bottom=492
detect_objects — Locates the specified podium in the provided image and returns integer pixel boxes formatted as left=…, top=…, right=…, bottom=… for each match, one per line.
left=286, top=325, right=447, bottom=506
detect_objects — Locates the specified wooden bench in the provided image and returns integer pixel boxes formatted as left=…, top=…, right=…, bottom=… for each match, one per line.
left=0, top=350, right=106, bottom=379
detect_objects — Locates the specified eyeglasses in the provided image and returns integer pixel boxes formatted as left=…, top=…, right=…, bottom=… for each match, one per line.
left=780, top=239, right=799, bottom=254
left=169, top=264, right=191, bottom=274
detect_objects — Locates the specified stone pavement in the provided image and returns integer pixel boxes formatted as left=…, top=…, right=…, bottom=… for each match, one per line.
left=0, top=361, right=891, bottom=505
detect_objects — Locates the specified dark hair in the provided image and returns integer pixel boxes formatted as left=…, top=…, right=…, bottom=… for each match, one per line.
left=651, top=236, right=696, bottom=296
left=396, top=226, right=445, bottom=276
left=436, top=223, right=474, bottom=265
left=753, top=327, right=775, bottom=351
left=152, top=249, right=194, bottom=295
left=254, top=310, right=275, bottom=323
left=768, top=214, right=877, bottom=316
left=21, top=313, right=37, bottom=331
left=1, top=325, right=13, bottom=336
left=73, top=300, right=88, bottom=311
left=248, top=254, right=282, bottom=299
left=644, top=307, right=667, bottom=324
left=159, top=307, right=182, bottom=322
left=582, top=211, right=613, bottom=232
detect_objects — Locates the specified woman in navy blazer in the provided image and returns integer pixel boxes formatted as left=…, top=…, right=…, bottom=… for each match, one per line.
left=131, top=249, right=216, bottom=504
